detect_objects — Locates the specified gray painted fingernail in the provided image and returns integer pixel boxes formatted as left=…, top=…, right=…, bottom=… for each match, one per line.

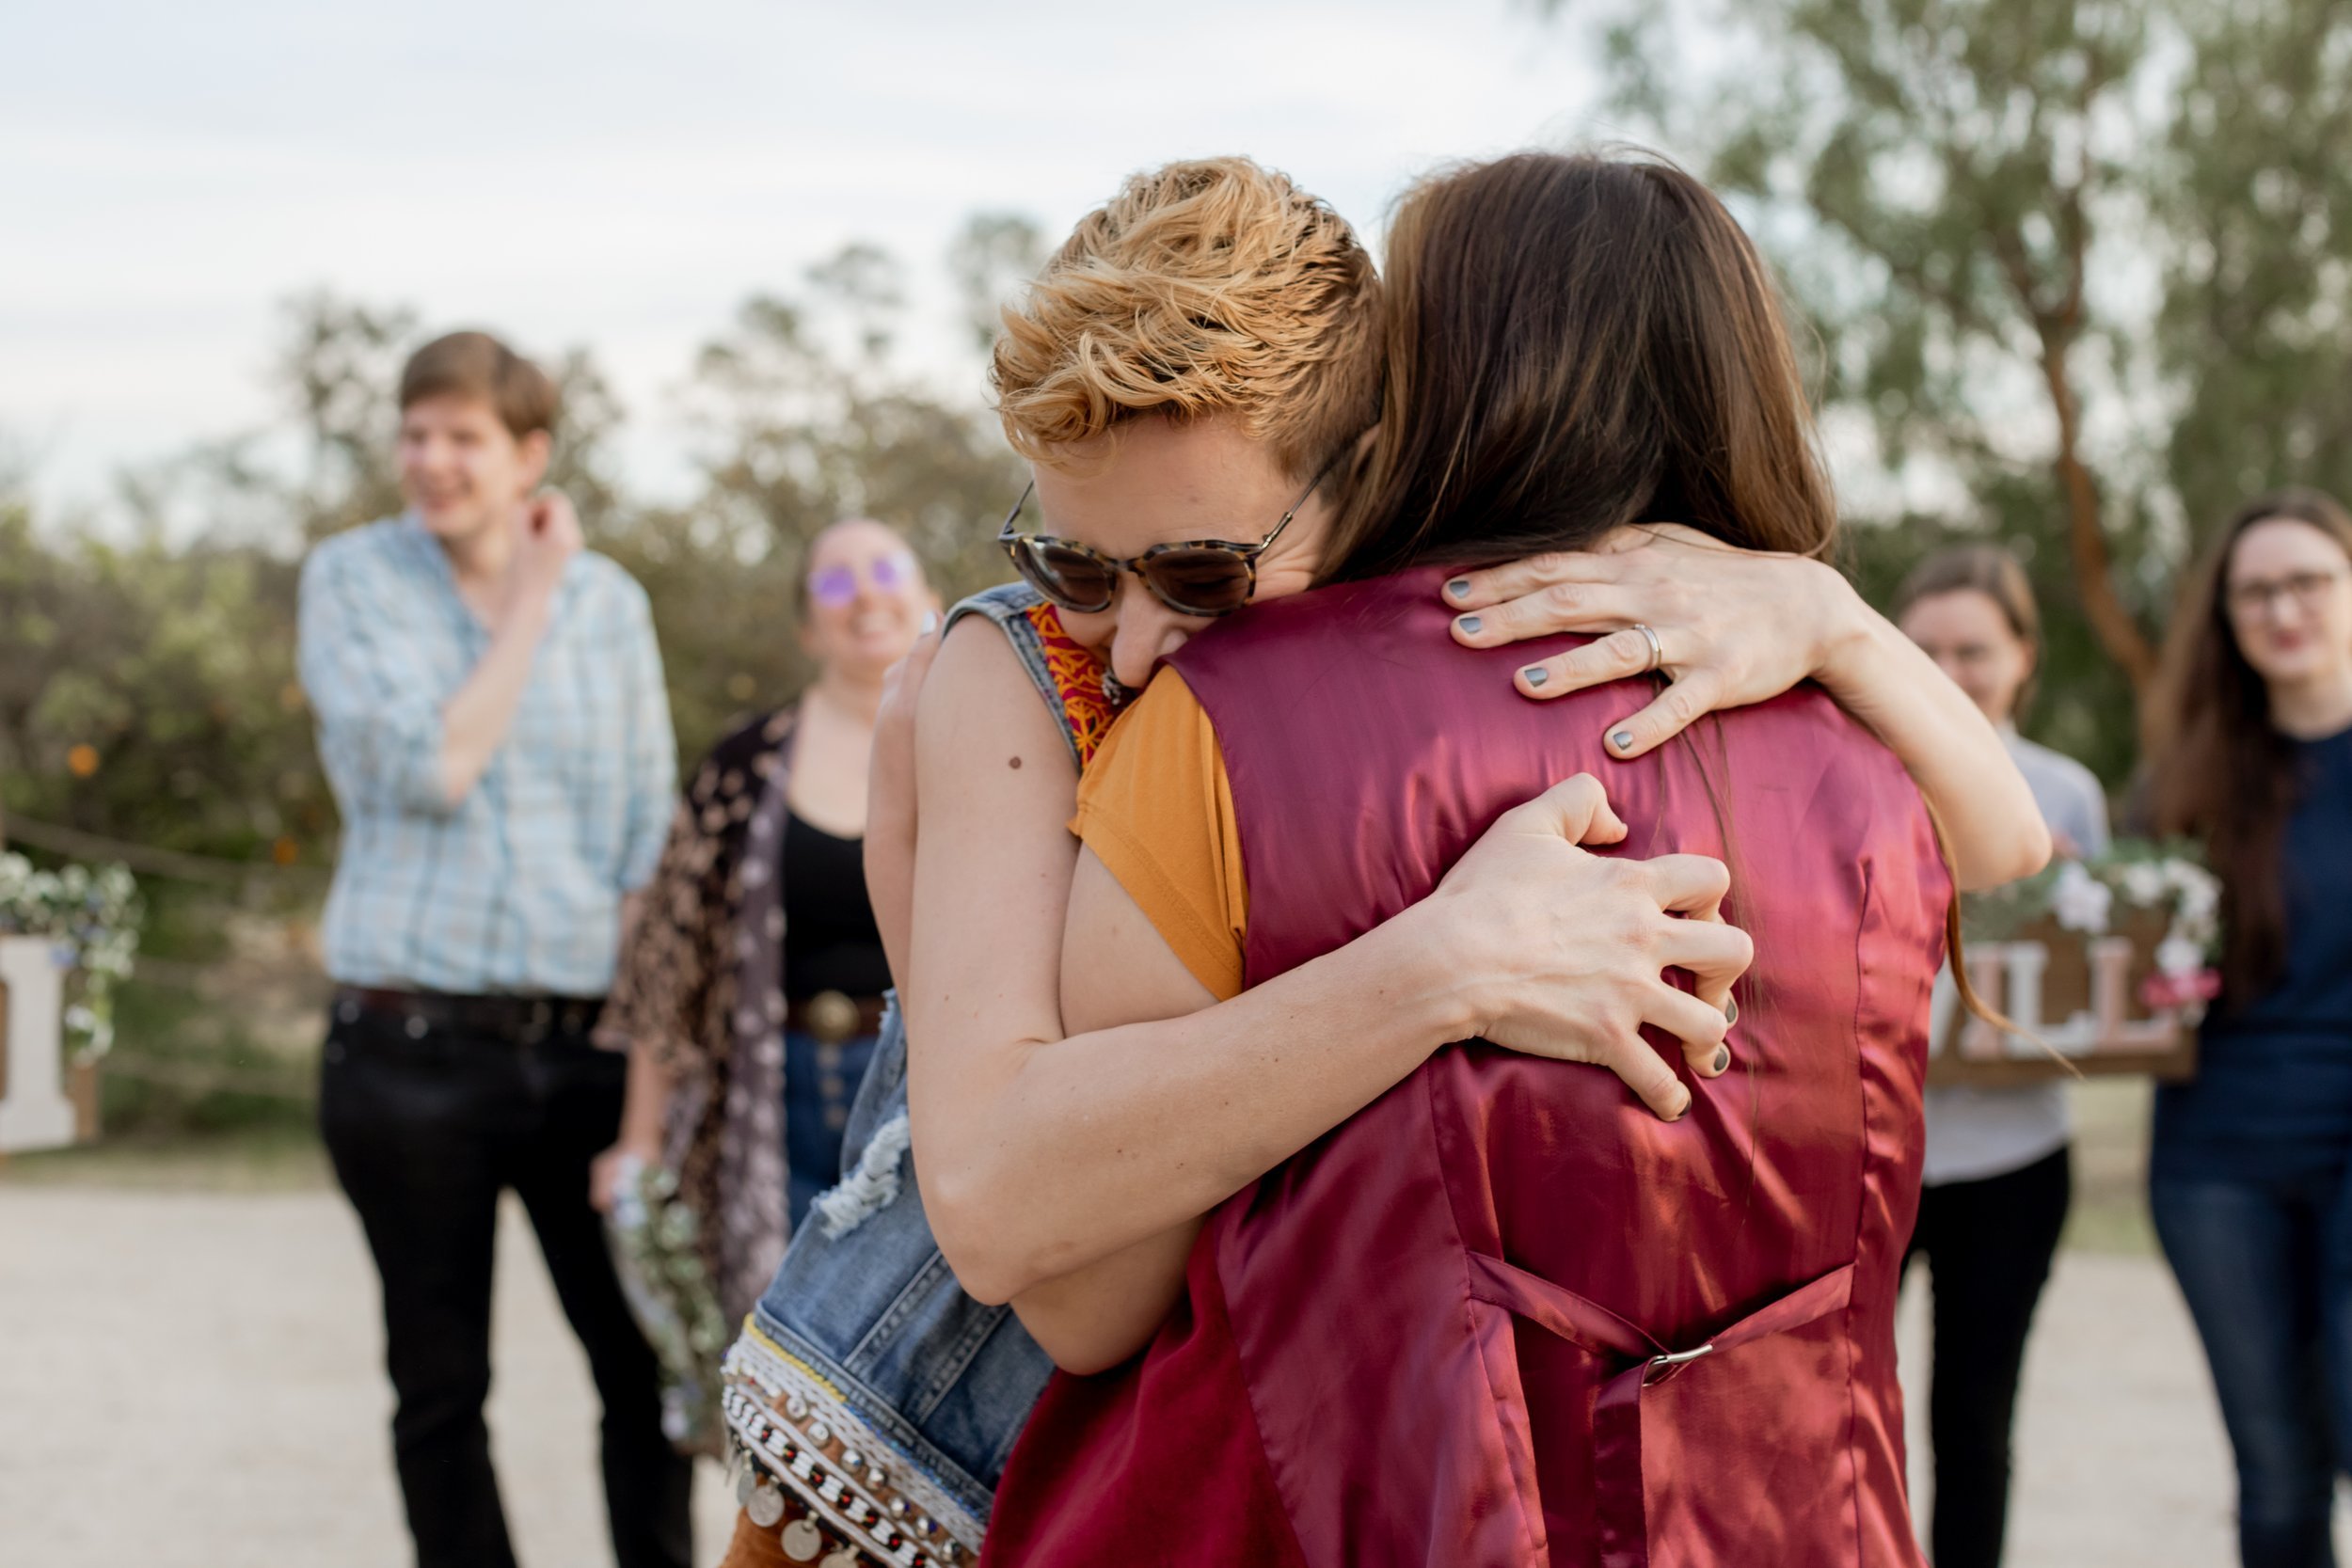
left=1523, top=667, right=1549, bottom=688
left=1712, top=1045, right=1731, bottom=1075
left=1447, top=578, right=1473, bottom=599
left=1611, top=729, right=1635, bottom=752
left=1724, top=994, right=1739, bottom=1027
left=1457, top=615, right=1482, bottom=634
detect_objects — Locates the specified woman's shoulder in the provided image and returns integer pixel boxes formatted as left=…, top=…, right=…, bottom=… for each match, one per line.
left=945, top=582, right=1115, bottom=768
left=686, top=706, right=795, bottom=803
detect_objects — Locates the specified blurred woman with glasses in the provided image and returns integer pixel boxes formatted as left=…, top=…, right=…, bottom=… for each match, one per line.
left=594, top=519, right=940, bottom=1388
left=1892, top=545, right=2108, bottom=1568
left=2145, top=489, right=2352, bottom=1568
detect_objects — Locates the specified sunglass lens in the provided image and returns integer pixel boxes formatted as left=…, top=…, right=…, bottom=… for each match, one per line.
left=1016, top=541, right=1116, bottom=612
left=1143, top=550, right=1254, bottom=615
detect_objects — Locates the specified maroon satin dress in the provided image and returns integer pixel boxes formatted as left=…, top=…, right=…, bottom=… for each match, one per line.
left=982, top=567, right=1945, bottom=1568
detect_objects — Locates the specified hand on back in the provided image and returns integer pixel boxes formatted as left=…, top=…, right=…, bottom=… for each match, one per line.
left=1416, top=773, right=1751, bottom=1121
left=1443, top=523, right=1862, bottom=757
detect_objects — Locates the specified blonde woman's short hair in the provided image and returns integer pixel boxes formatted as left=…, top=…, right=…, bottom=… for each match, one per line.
left=991, top=157, right=1383, bottom=480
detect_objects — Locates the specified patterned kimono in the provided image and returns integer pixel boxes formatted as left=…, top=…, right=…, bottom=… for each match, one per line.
left=602, top=706, right=800, bottom=1444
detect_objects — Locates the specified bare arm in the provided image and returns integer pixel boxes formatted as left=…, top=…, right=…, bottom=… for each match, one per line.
left=1809, top=610, right=2051, bottom=890
left=864, top=632, right=939, bottom=990
left=1443, top=526, right=2051, bottom=891
left=433, top=494, right=586, bottom=807
left=907, top=619, right=1745, bottom=1306
left=591, top=1039, right=676, bottom=1211
left=1006, top=848, right=1214, bottom=1372
left=590, top=888, right=668, bottom=1212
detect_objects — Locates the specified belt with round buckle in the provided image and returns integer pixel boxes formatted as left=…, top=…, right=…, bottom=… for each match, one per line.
left=788, top=990, right=882, bottom=1045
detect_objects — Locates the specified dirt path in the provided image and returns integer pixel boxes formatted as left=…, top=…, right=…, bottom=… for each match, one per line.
left=0, top=1183, right=2334, bottom=1566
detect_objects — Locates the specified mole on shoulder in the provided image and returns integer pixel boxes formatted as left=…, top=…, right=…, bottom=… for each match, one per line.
left=1009, top=755, right=1024, bottom=770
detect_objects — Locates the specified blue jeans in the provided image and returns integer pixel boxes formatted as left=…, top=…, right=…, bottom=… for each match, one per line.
left=2153, top=1166, right=2352, bottom=1567
left=782, top=1027, right=877, bottom=1227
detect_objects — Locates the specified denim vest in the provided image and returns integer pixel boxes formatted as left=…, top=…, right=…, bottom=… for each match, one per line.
left=721, top=585, right=1071, bottom=1564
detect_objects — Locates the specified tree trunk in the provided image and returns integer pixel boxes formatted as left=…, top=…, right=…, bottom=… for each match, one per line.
left=2037, top=336, right=2157, bottom=693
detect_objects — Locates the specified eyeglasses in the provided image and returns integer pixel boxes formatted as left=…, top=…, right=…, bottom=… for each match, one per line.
left=995, top=459, right=1336, bottom=619
left=2227, top=568, right=2346, bottom=619
left=809, top=551, right=918, bottom=610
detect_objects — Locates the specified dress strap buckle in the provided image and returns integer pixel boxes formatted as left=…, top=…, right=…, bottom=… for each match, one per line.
left=1644, top=1342, right=1715, bottom=1385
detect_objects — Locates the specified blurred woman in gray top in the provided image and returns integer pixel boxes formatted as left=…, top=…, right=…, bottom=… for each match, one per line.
left=1893, top=545, right=2109, bottom=1568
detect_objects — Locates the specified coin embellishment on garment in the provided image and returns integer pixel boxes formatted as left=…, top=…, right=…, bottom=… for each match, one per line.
left=819, top=1551, right=861, bottom=1568
left=747, top=1481, right=787, bottom=1528
left=736, top=1464, right=756, bottom=1506
left=778, top=1517, right=825, bottom=1561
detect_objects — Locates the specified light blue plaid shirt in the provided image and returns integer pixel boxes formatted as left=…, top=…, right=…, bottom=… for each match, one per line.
left=298, top=516, right=677, bottom=995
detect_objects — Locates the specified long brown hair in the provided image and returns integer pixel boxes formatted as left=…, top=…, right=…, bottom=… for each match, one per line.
left=2147, top=487, right=2352, bottom=1000
left=1336, top=148, right=2021, bottom=1047
left=1327, top=149, right=1836, bottom=579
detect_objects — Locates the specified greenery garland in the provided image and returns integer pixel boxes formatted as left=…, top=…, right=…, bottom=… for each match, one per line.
left=1959, top=837, right=2224, bottom=1018
left=0, top=853, right=143, bottom=1061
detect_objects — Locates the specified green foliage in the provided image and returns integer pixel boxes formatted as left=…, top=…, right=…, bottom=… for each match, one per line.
left=2155, top=5, right=2352, bottom=534
left=0, top=230, right=1038, bottom=881
left=0, top=495, right=329, bottom=858
left=1553, top=0, right=2352, bottom=784
left=0, top=227, right=1041, bottom=1138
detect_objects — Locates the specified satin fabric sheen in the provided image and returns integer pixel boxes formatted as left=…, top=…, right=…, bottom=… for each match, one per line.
left=981, top=567, right=1945, bottom=1568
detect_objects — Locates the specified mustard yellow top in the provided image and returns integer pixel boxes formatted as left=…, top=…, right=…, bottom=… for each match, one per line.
left=1069, top=672, right=1250, bottom=1002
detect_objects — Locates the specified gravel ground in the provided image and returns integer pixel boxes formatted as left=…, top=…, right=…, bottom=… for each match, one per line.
left=0, top=1180, right=2341, bottom=1566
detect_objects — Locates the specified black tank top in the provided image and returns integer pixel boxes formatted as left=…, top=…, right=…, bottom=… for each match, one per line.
left=781, top=809, right=891, bottom=999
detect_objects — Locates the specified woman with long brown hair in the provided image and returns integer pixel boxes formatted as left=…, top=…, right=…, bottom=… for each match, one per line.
left=2145, top=489, right=2352, bottom=1568
left=976, top=149, right=2005, bottom=1567
left=710, top=155, right=2042, bottom=1568
left=1893, top=546, right=2107, bottom=1568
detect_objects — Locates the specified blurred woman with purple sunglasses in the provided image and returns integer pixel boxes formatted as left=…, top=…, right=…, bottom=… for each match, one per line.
left=591, top=518, right=940, bottom=1448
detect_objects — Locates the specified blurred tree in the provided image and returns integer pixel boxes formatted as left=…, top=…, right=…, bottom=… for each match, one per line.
left=948, top=213, right=1049, bottom=353
left=1548, top=0, right=2352, bottom=781
left=0, top=483, right=327, bottom=862
left=2154, top=5, right=2352, bottom=539
left=0, top=221, right=1041, bottom=1132
left=0, top=224, right=1034, bottom=871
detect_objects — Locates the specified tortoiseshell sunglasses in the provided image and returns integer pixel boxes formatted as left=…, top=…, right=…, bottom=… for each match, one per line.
left=995, top=458, right=1335, bottom=618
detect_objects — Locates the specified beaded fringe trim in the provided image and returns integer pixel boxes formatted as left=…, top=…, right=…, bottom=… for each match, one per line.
left=722, top=1323, right=982, bottom=1564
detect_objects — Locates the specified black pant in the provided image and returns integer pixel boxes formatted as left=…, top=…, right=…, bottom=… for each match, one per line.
left=320, top=1007, right=691, bottom=1568
left=1902, top=1146, right=2073, bottom=1568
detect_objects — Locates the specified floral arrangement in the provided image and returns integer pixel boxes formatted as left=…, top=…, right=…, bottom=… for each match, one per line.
left=604, top=1153, right=729, bottom=1452
left=1960, top=838, right=2223, bottom=1021
left=0, top=852, right=143, bottom=1060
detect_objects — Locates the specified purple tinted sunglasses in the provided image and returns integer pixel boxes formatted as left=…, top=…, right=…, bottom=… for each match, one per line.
left=810, top=551, right=918, bottom=609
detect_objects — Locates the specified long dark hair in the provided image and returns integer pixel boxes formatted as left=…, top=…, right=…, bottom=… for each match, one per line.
left=2148, top=487, right=2352, bottom=999
left=1331, top=148, right=2024, bottom=1047
left=1326, top=149, right=1836, bottom=579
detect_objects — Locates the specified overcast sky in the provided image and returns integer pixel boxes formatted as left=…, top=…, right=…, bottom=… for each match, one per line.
left=6, top=0, right=1629, bottom=515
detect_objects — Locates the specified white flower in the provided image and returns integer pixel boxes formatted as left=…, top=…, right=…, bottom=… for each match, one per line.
left=2156, top=935, right=2206, bottom=977
left=2050, top=860, right=2114, bottom=934
left=2172, top=866, right=2220, bottom=918
left=2119, top=863, right=2167, bottom=906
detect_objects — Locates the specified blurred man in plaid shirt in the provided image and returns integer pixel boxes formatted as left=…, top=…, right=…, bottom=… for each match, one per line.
left=297, top=330, right=686, bottom=1568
